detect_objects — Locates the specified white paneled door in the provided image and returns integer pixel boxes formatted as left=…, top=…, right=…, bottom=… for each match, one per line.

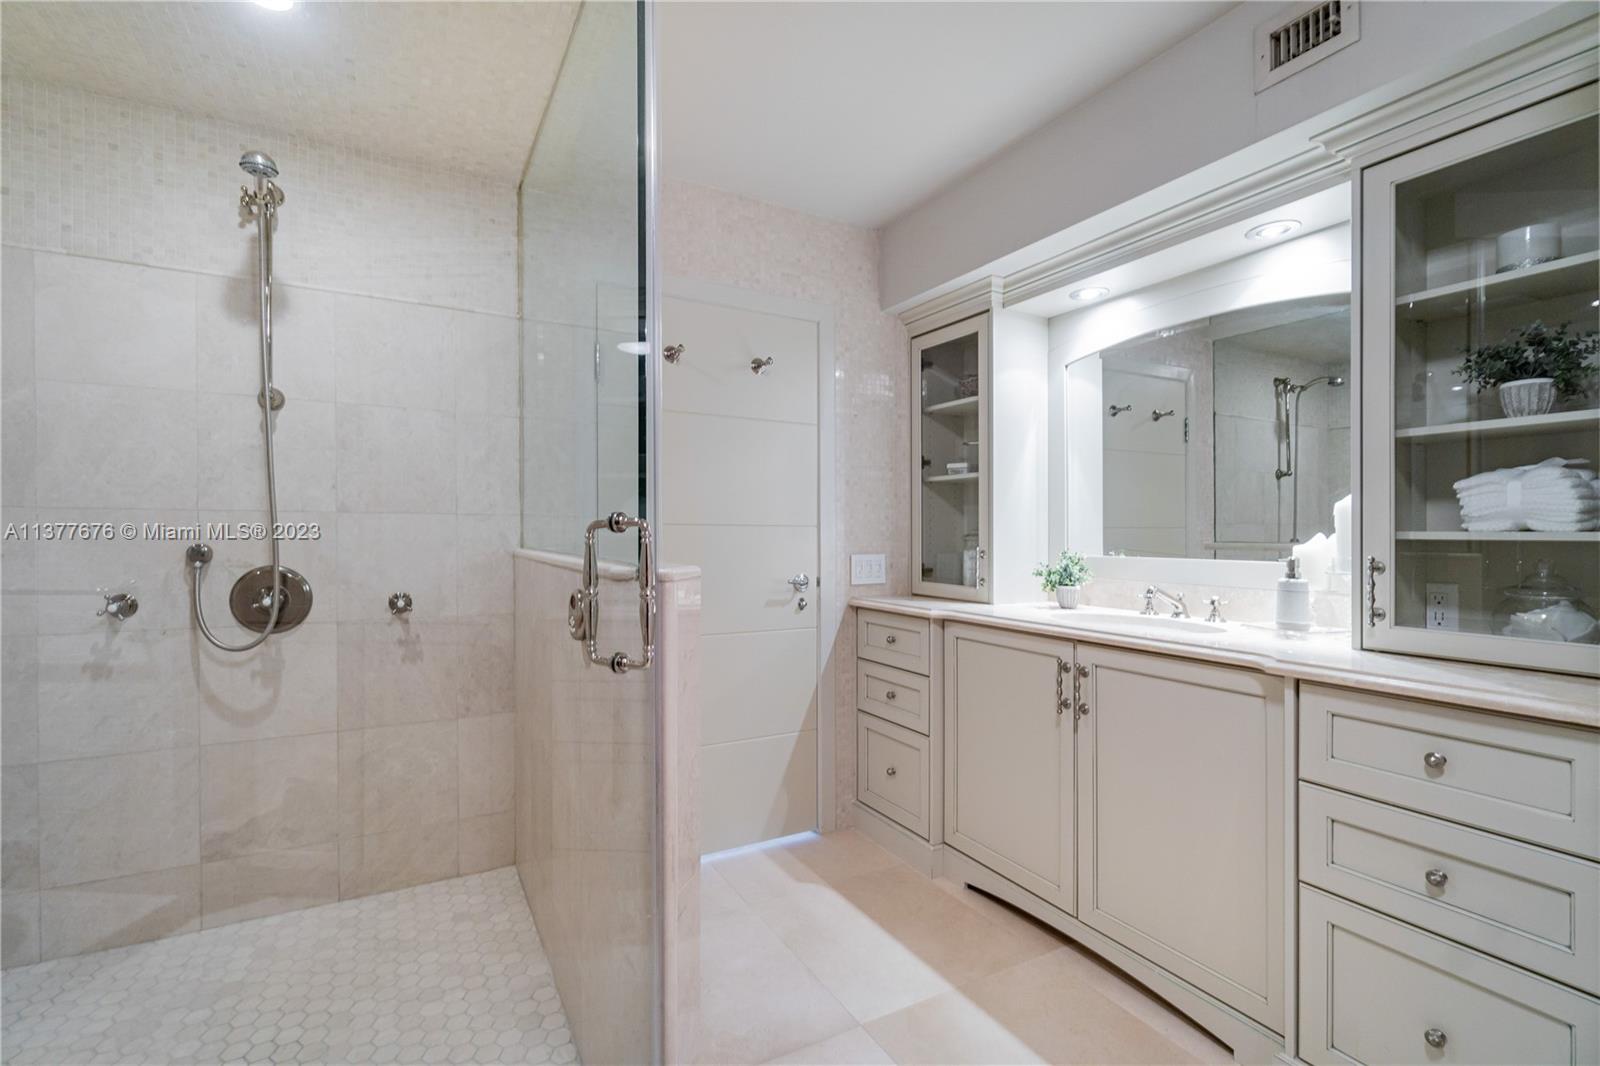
left=661, top=294, right=820, bottom=853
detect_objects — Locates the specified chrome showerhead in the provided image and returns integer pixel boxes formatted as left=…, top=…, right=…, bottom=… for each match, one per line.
left=239, top=151, right=279, bottom=179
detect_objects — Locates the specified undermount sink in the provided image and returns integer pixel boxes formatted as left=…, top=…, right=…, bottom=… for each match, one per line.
left=1032, top=605, right=1231, bottom=637
left=1079, top=613, right=1229, bottom=636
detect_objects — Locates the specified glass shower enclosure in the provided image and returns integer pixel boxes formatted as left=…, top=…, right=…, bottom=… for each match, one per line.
left=516, top=2, right=666, bottom=1062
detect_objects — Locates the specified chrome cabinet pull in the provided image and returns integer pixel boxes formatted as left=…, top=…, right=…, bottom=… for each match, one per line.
left=569, top=512, right=656, bottom=674
left=884, top=690, right=897, bottom=701
left=663, top=344, right=684, bottom=364
left=1424, top=1028, right=1447, bottom=1050
left=884, top=634, right=897, bottom=645
left=1424, top=868, right=1449, bottom=888
left=885, top=766, right=897, bottom=777
left=1366, top=555, right=1387, bottom=626
left=1057, top=658, right=1069, bottom=717
left=1423, top=751, right=1448, bottom=771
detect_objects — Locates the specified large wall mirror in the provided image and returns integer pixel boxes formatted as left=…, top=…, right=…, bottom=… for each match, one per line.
left=1097, top=295, right=1351, bottom=559
left=1052, top=187, right=1355, bottom=565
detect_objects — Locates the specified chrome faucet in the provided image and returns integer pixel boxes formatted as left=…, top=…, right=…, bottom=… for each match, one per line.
left=1142, top=585, right=1189, bottom=618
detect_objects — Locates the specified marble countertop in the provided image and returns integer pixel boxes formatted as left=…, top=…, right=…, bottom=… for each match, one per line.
left=851, top=596, right=1599, bottom=730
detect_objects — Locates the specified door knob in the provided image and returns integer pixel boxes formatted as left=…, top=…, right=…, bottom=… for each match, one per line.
left=787, top=573, right=810, bottom=592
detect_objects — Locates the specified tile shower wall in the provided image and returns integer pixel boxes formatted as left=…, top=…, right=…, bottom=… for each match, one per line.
left=659, top=179, right=911, bottom=829
left=1, top=81, right=520, bottom=967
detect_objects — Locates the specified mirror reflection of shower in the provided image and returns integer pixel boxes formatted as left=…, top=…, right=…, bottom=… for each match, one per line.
left=187, top=150, right=314, bottom=650
left=1274, top=373, right=1346, bottom=543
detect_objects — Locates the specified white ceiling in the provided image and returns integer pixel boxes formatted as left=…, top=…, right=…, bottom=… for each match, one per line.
left=0, top=1, right=579, bottom=184
left=657, top=1, right=1235, bottom=229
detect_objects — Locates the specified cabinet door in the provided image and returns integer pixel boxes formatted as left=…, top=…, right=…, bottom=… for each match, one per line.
left=1359, top=87, right=1599, bottom=675
left=913, top=314, right=990, bottom=601
left=943, top=623, right=1074, bottom=911
left=1075, top=645, right=1284, bottom=1032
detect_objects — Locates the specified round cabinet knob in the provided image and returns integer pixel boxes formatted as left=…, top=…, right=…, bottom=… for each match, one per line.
left=1423, top=751, right=1448, bottom=771
left=1424, top=1028, right=1447, bottom=1050
left=885, top=766, right=897, bottom=777
left=1425, top=868, right=1449, bottom=888
left=884, top=634, right=897, bottom=645
left=885, top=690, right=897, bottom=701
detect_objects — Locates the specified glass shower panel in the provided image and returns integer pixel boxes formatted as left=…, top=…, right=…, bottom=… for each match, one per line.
left=521, top=3, right=649, bottom=564
left=515, top=3, right=660, bottom=1063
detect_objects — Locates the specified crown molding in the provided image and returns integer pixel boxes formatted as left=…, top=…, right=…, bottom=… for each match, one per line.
left=1313, top=14, right=1599, bottom=165
left=900, top=276, right=1001, bottom=336
left=999, top=146, right=1347, bottom=310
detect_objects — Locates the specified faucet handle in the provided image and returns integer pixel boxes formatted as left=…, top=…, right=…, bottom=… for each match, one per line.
left=1141, top=586, right=1158, bottom=616
left=1205, top=596, right=1227, bottom=623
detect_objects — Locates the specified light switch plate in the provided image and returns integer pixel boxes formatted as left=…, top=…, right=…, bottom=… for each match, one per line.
left=850, top=554, right=887, bottom=586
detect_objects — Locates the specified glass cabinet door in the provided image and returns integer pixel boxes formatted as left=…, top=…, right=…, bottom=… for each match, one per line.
left=1361, top=89, right=1599, bottom=674
left=913, top=314, right=990, bottom=600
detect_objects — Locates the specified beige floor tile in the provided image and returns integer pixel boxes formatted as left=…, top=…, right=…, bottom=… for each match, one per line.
left=697, top=909, right=858, bottom=1065
left=764, top=1025, right=895, bottom=1065
left=701, top=862, right=751, bottom=922
left=753, top=864, right=1057, bottom=1024
left=709, top=829, right=905, bottom=907
left=1048, top=940, right=1233, bottom=1065
left=865, top=947, right=1211, bottom=1065
left=931, top=875, right=1072, bottom=955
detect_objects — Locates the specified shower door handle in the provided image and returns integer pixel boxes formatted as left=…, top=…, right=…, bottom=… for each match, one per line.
left=569, top=512, right=657, bottom=674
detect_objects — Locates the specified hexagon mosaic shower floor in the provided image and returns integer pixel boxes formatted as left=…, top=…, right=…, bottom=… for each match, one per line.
left=1, top=868, right=579, bottom=1065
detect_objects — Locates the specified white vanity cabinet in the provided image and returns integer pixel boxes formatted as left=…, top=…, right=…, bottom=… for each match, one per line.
left=910, top=296, right=1048, bottom=604
left=943, top=623, right=1076, bottom=912
left=1296, top=683, right=1600, bottom=1065
left=1074, top=646, right=1285, bottom=1033
left=855, top=609, right=944, bottom=854
left=1357, top=84, right=1600, bottom=675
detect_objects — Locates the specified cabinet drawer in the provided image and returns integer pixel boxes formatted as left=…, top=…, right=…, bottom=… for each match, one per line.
left=857, top=659, right=930, bottom=735
left=1299, top=684, right=1600, bottom=859
left=857, top=609, right=931, bottom=674
left=1299, top=887, right=1599, bottom=1065
left=1300, top=784, right=1600, bottom=995
left=857, top=713, right=929, bottom=838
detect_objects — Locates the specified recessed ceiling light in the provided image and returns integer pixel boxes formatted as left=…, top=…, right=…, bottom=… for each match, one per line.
left=1245, top=219, right=1301, bottom=241
left=1068, top=286, right=1110, bottom=302
left=253, top=0, right=295, bottom=10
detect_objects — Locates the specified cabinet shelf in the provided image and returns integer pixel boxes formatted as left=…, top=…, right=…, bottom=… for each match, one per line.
left=924, top=471, right=980, bottom=484
left=1395, top=530, right=1600, bottom=542
left=923, top=395, right=980, bottom=416
left=1395, top=408, right=1600, bottom=441
left=1395, top=250, right=1599, bottom=323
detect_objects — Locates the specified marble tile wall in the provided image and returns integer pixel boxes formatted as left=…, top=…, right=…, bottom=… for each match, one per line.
left=658, top=179, right=911, bottom=829
left=1, top=82, right=520, bottom=968
left=511, top=552, right=701, bottom=1066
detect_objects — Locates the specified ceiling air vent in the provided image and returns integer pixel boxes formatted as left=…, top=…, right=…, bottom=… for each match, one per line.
left=1255, top=0, right=1360, bottom=92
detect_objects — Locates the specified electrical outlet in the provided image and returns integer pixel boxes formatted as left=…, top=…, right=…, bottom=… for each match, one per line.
left=850, top=553, right=887, bottom=586
left=1426, top=583, right=1459, bottom=631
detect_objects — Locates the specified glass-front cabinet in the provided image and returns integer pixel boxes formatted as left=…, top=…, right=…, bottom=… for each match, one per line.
left=1360, top=86, right=1600, bottom=675
left=914, top=314, right=990, bottom=600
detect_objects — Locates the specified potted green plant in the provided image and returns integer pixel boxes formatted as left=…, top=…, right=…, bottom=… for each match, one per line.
left=1033, top=550, right=1091, bottom=609
left=1455, top=320, right=1599, bottom=418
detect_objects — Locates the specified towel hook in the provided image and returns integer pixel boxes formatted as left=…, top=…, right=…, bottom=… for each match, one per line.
left=1108, top=404, right=1132, bottom=417
left=750, top=356, right=774, bottom=376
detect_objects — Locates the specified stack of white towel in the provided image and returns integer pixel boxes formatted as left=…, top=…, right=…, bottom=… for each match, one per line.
left=1454, top=458, right=1600, bottom=532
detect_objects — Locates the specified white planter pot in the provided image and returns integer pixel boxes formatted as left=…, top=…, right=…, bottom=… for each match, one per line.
left=1498, top=377, right=1556, bottom=418
left=1055, top=586, right=1081, bottom=609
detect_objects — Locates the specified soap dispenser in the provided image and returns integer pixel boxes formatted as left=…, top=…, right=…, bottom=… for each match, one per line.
left=1276, top=556, right=1313, bottom=632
